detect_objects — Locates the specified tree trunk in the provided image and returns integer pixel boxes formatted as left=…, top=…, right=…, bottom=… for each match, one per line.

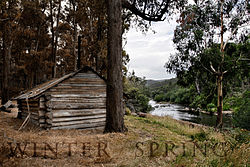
left=216, top=0, right=224, bottom=128
left=216, top=74, right=223, bottom=127
left=53, top=0, right=61, bottom=77
left=77, top=35, right=81, bottom=69
left=195, top=77, right=200, bottom=95
left=105, top=0, right=127, bottom=133
left=49, top=0, right=55, bottom=78
left=1, top=21, right=11, bottom=105
left=71, top=0, right=77, bottom=71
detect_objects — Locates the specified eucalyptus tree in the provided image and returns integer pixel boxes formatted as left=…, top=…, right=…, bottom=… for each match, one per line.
left=0, top=0, right=20, bottom=104
left=105, top=0, right=187, bottom=132
left=165, top=0, right=249, bottom=127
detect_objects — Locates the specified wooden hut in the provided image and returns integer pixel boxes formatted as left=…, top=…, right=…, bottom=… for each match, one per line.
left=15, top=67, right=106, bottom=130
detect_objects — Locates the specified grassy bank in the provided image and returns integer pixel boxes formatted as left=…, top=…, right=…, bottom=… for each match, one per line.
left=0, top=112, right=249, bottom=167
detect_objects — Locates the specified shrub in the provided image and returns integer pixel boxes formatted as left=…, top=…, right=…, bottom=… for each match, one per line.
left=232, top=91, right=250, bottom=130
left=207, top=103, right=217, bottom=113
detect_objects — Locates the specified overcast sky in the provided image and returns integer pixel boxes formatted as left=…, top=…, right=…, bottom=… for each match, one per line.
left=124, top=18, right=178, bottom=80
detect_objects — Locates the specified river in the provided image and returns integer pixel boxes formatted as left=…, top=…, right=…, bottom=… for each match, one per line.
left=149, top=100, right=232, bottom=128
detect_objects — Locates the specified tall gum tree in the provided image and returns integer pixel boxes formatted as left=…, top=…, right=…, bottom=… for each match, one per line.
left=0, top=0, right=19, bottom=104
left=105, top=0, right=187, bottom=132
left=165, top=0, right=249, bottom=128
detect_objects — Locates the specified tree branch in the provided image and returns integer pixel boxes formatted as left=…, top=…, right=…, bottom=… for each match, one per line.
left=223, top=0, right=249, bottom=50
left=0, top=18, right=9, bottom=21
left=122, top=0, right=170, bottom=21
left=210, top=62, right=218, bottom=74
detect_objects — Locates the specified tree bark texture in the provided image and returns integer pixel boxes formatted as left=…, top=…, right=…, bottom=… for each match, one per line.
left=49, top=0, right=56, bottom=78
left=105, top=0, right=127, bottom=132
left=53, top=0, right=61, bottom=77
left=216, top=74, right=223, bottom=127
left=216, top=0, right=224, bottom=128
left=1, top=21, right=11, bottom=105
left=71, top=0, right=78, bottom=71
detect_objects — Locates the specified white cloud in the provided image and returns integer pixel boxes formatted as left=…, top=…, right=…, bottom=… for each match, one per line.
left=124, top=19, right=177, bottom=80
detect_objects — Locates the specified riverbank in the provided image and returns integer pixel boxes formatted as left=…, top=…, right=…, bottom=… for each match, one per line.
left=149, top=100, right=233, bottom=128
left=152, top=100, right=233, bottom=115
left=1, top=111, right=249, bottom=166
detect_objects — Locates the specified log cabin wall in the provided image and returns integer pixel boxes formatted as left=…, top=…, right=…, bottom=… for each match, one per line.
left=18, top=98, right=41, bottom=126
left=45, top=70, right=106, bottom=129
left=16, top=67, right=106, bottom=130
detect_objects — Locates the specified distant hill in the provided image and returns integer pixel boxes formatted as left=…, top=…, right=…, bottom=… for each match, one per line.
left=146, top=78, right=178, bottom=89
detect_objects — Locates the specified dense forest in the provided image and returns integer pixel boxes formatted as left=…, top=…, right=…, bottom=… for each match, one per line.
left=0, top=0, right=110, bottom=104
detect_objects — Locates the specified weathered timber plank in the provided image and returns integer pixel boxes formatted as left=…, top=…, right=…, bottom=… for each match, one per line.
left=47, top=101, right=105, bottom=105
left=45, top=112, right=53, bottom=119
left=46, top=119, right=52, bottom=124
left=52, top=114, right=106, bottom=122
left=21, top=103, right=39, bottom=108
left=21, top=109, right=39, bottom=114
left=21, top=100, right=39, bottom=104
left=49, top=98, right=106, bottom=103
left=40, top=97, right=45, bottom=101
left=62, top=81, right=105, bottom=85
left=74, top=73, right=99, bottom=77
left=49, top=86, right=106, bottom=89
left=49, top=94, right=106, bottom=98
left=21, top=114, right=39, bottom=121
left=22, top=111, right=39, bottom=116
left=63, top=79, right=105, bottom=83
left=21, top=107, right=39, bottom=112
left=51, top=86, right=106, bottom=89
left=39, top=101, right=45, bottom=108
left=48, top=88, right=106, bottom=92
left=20, top=99, right=39, bottom=102
left=45, top=102, right=106, bottom=109
left=39, top=118, right=45, bottom=123
left=51, top=121, right=106, bottom=129
left=57, top=83, right=106, bottom=87
left=70, top=76, right=99, bottom=79
left=47, top=91, right=106, bottom=95
left=39, top=124, right=46, bottom=128
left=52, top=109, right=106, bottom=117
left=65, top=77, right=105, bottom=82
left=52, top=118, right=106, bottom=126
left=38, top=110, right=46, bottom=117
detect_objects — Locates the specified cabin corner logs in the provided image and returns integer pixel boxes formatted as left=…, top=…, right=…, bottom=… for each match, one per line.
left=15, top=67, right=107, bottom=130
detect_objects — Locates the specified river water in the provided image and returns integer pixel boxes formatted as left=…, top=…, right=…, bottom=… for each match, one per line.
left=149, top=100, right=232, bottom=128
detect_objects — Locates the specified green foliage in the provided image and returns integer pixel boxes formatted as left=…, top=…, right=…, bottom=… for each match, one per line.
left=165, top=0, right=249, bottom=117
left=232, top=91, right=250, bottom=130
left=151, top=78, right=198, bottom=105
left=190, top=93, right=207, bottom=109
left=125, top=107, right=131, bottom=115
left=124, top=73, right=152, bottom=113
left=191, top=131, right=208, bottom=142
left=207, top=103, right=217, bottom=113
left=154, top=94, right=167, bottom=102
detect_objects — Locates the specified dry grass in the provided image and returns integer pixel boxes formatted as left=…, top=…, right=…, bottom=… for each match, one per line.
left=0, top=110, right=249, bottom=167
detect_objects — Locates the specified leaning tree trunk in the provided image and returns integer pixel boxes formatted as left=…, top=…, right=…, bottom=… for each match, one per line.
left=105, top=0, right=127, bottom=132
